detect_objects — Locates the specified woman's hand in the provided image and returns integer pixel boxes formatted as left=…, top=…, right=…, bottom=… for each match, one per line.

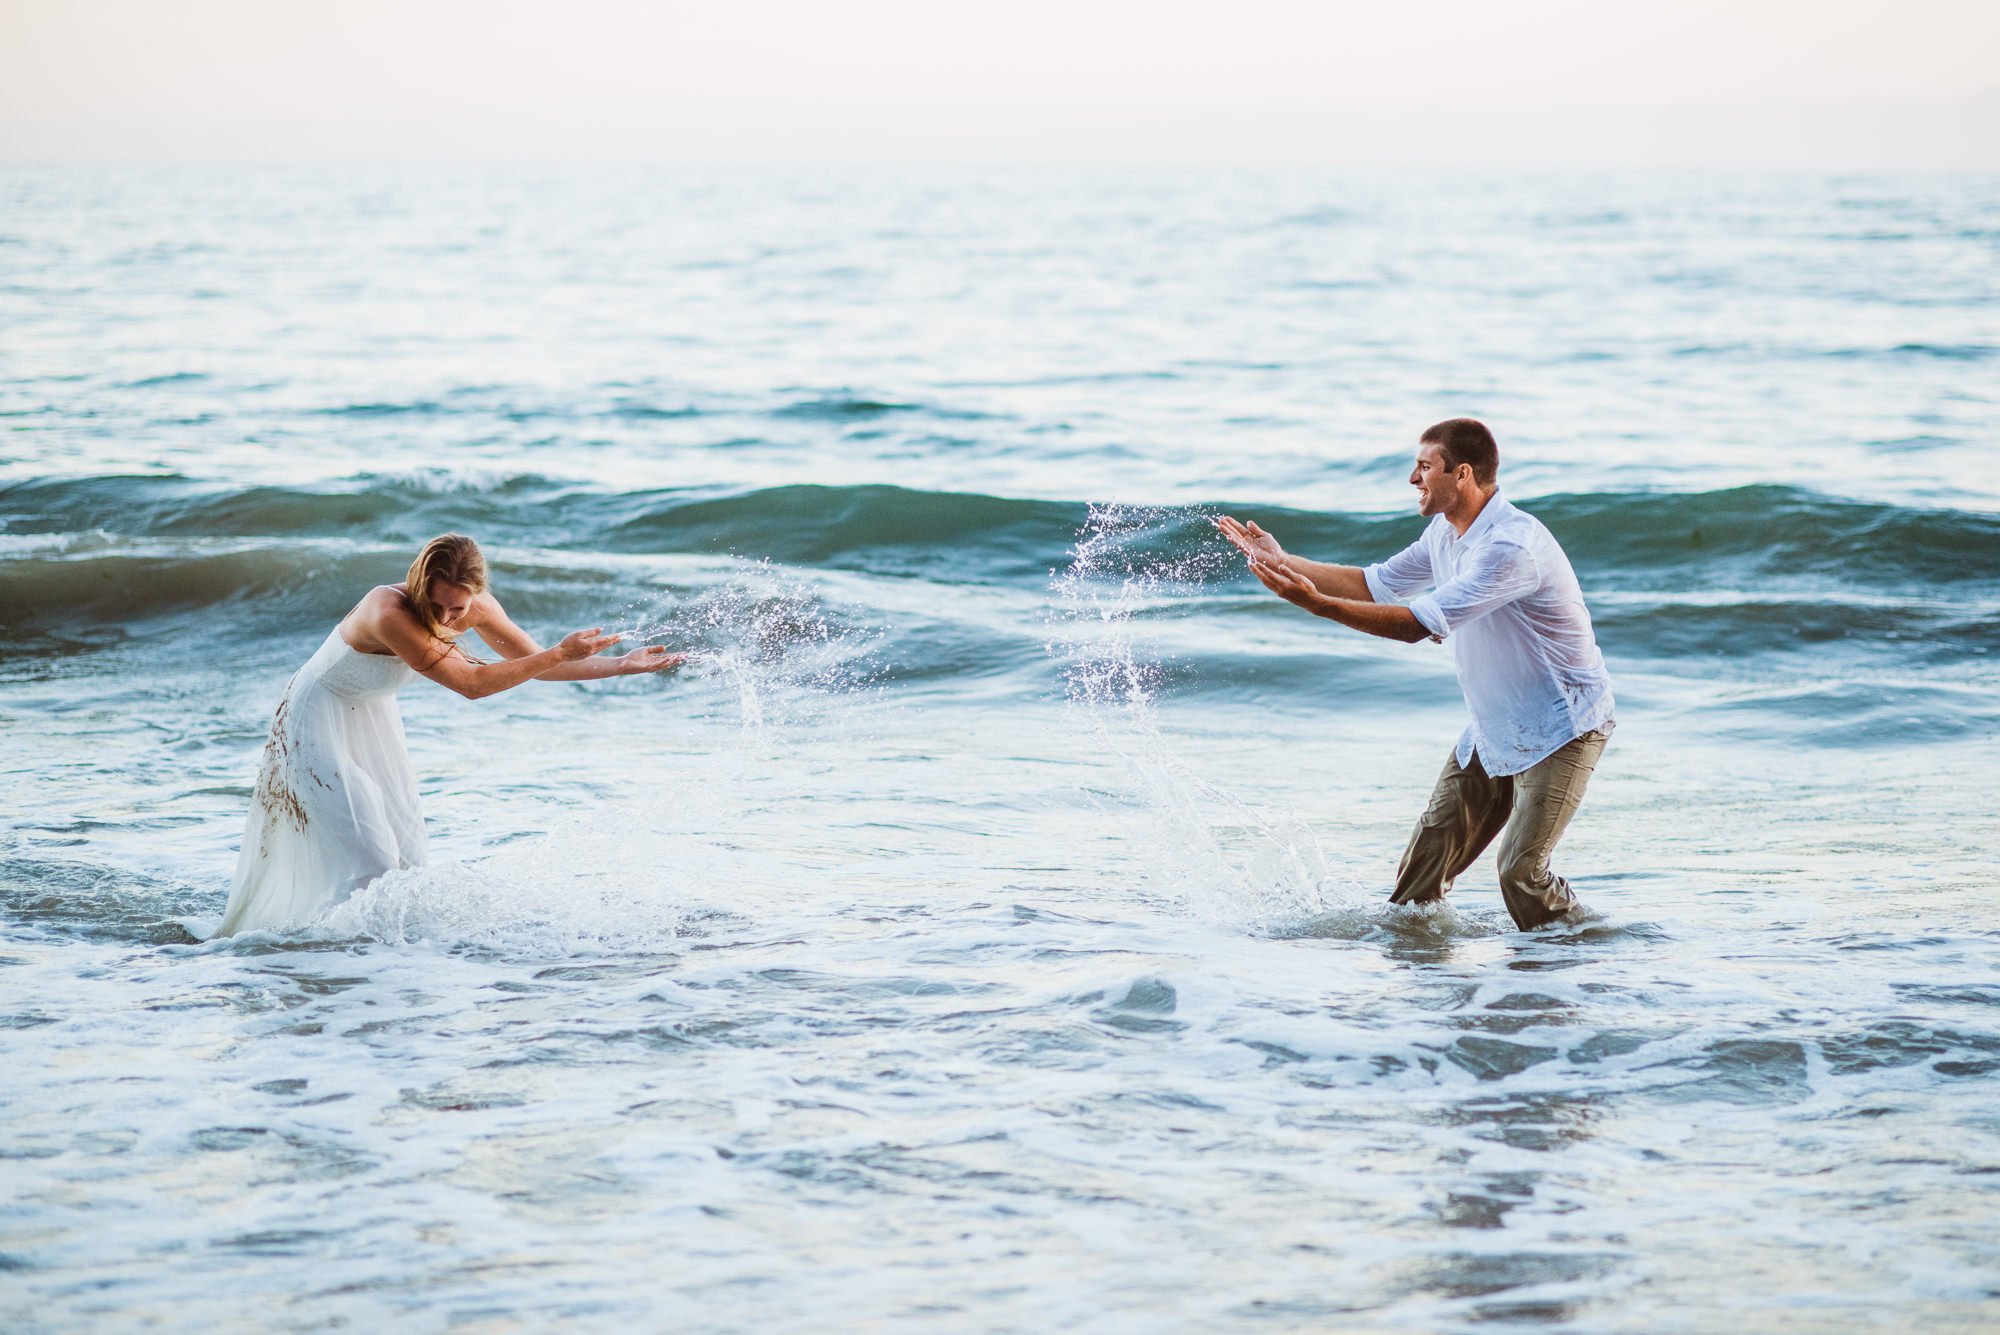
left=617, top=646, right=687, bottom=675
left=1216, top=515, right=1286, bottom=563
left=557, top=628, right=623, bottom=661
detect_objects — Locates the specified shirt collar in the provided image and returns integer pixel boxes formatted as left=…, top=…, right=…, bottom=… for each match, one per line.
left=1450, top=489, right=1511, bottom=546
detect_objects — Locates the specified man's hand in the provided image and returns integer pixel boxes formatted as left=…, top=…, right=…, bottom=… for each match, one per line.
left=1249, top=557, right=1324, bottom=612
left=617, top=646, right=687, bottom=676
left=1216, top=515, right=1285, bottom=563
left=1251, top=557, right=1431, bottom=642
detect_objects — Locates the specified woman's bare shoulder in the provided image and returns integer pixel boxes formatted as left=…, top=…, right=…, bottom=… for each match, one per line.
left=343, top=585, right=420, bottom=645
left=355, top=584, right=416, bottom=619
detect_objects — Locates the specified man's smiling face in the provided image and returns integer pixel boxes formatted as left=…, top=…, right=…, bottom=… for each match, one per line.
left=1409, top=441, right=1465, bottom=518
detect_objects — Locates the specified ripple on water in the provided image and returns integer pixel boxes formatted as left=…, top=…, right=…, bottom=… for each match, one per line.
left=0, top=856, right=204, bottom=945
left=1445, top=1036, right=1563, bottom=1082
left=1642, top=1038, right=1814, bottom=1107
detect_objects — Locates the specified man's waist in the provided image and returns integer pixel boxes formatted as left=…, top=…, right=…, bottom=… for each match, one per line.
left=1458, top=686, right=1615, bottom=736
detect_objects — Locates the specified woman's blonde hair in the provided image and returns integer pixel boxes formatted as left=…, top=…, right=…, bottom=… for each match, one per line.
left=403, top=534, right=488, bottom=646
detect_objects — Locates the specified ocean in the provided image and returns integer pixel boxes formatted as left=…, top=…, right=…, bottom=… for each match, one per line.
left=3, top=165, right=1998, bottom=1331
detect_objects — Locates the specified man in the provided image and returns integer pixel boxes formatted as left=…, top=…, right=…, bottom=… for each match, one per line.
left=1217, top=418, right=1614, bottom=930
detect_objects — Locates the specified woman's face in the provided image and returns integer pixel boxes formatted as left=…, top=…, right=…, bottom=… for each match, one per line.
left=427, top=578, right=478, bottom=631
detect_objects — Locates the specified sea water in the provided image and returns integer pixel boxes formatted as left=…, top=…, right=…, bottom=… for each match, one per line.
left=2, top=166, right=1998, bottom=1331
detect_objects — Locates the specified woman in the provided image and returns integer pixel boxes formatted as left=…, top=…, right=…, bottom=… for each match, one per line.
left=212, top=534, right=681, bottom=937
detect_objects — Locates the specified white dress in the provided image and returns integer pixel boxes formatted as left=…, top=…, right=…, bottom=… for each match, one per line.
left=214, top=630, right=426, bottom=936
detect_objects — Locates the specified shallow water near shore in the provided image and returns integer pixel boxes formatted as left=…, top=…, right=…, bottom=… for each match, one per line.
left=4, top=166, right=1999, bottom=1331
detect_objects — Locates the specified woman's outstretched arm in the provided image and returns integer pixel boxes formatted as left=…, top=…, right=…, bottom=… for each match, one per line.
left=366, top=592, right=620, bottom=699
left=469, top=595, right=684, bottom=681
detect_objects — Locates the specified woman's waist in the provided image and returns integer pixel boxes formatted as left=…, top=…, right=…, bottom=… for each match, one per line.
left=298, top=656, right=414, bottom=697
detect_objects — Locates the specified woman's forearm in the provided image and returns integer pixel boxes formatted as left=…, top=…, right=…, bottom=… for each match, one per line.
left=462, top=646, right=570, bottom=698
left=534, top=655, right=626, bottom=681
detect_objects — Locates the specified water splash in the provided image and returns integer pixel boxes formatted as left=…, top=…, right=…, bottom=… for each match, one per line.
left=296, top=566, right=889, bottom=953
left=606, top=560, right=883, bottom=732
left=1048, top=503, right=1364, bottom=934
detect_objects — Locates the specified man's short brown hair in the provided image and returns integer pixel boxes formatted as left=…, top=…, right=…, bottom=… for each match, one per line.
left=1420, top=418, right=1499, bottom=487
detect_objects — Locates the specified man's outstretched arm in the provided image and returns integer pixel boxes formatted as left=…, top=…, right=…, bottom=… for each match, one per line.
left=1283, top=556, right=1372, bottom=600
left=1248, top=557, right=1433, bottom=644
left=1216, top=515, right=1373, bottom=599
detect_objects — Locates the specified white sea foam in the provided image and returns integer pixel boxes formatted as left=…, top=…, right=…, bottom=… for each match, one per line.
left=319, top=814, right=710, bottom=953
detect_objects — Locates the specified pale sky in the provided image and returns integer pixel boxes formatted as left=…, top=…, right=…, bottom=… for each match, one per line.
left=2, top=0, right=1996, bottom=167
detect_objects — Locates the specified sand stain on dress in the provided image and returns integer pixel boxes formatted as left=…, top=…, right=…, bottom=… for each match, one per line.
left=252, top=697, right=311, bottom=837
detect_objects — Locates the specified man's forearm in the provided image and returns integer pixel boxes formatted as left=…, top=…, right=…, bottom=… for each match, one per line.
left=1284, top=558, right=1372, bottom=601
left=1309, top=595, right=1431, bottom=643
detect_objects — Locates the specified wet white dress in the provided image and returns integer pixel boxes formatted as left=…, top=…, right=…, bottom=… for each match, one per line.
left=214, top=630, right=425, bottom=936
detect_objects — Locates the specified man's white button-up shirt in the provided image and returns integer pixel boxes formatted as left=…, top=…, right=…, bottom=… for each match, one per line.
left=1363, top=493, right=1614, bottom=777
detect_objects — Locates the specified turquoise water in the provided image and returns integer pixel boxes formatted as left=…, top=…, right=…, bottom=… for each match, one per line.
left=3, top=166, right=1999, bottom=1331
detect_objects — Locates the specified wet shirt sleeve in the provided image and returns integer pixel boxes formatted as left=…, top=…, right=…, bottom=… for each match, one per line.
left=1362, top=538, right=1434, bottom=604
left=1408, top=539, right=1539, bottom=639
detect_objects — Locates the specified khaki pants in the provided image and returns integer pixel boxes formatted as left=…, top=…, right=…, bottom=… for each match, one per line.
left=1390, top=730, right=1609, bottom=930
